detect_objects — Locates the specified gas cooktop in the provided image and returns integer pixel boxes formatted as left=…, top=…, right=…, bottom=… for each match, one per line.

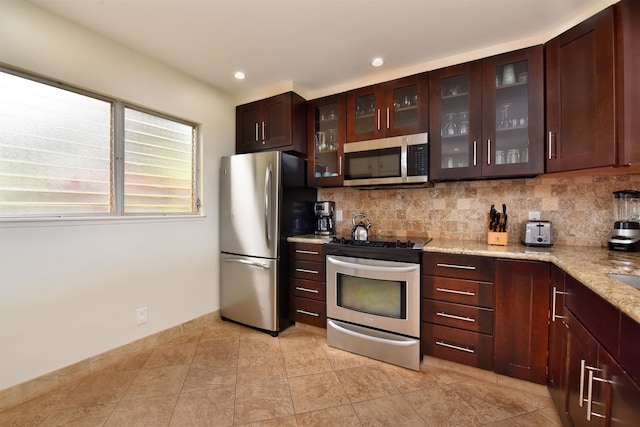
left=328, top=236, right=429, bottom=250
left=325, top=236, right=431, bottom=263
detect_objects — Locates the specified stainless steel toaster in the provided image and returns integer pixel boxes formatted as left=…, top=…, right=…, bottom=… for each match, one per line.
left=522, top=221, right=554, bottom=247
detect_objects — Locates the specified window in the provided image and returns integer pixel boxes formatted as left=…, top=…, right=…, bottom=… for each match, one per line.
left=0, top=69, right=199, bottom=218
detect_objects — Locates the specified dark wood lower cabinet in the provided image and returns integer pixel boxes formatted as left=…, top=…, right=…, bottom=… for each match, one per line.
left=494, top=259, right=550, bottom=384
left=565, top=312, right=640, bottom=427
left=547, top=265, right=570, bottom=424
left=421, top=323, right=494, bottom=370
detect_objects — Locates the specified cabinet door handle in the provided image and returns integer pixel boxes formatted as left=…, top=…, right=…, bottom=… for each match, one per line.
left=255, top=123, right=259, bottom=142
left=261, top=121, right=266, bottom=142
left=586, top=369, right=611, bottom=422
left=580, top=361, right=600, bottom=408
left=437, top=312, right=475, bottom=322
left=296, top=309, right=320, bottom=317
left=295, top=249, right=319, bottom=255
left=487, top=139, right=492, bottom=165
left=295, top=286, right=319, bottom=294
left=436, top=287, right=476, bottom=296
left=548, top=131, right=557, bottom=160
left=386, top=107, right=390, bottom=129
left=435, top=340, right=475, bottom=353
left=436, top=263, right=476, bottom=270
left=295, top=268, right=319, bottom=275
left=551, top=286, right=567, bottom=322
left=473, top=140, right=477, bottom=166
left=377, top=109, right=381, bottom=130
left=339, top=156, right=342, bottom=175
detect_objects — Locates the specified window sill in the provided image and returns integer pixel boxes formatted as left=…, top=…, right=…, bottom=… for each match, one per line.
left=0, top=214, right=207, bottom=228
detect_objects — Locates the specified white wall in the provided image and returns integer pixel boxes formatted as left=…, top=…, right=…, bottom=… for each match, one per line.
left=0, top=0, right=235, bottom=390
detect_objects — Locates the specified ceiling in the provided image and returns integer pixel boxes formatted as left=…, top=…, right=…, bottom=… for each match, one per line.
left=27, top=0, right=614, bottom=103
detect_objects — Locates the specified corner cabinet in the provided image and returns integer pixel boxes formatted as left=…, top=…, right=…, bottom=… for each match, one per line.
left=546, top=0, right=640, bottom=172
left=307, top=94, right=345, bottom=187
left=346, top=73, right=428, bottom=142
left=288, top=242, right=326, bottom=328
left=236, top=92, right=307, bottom=154
left=494, top=259, right=550, bottom=385
left=547, top=265, right=570, bottom=424
left=429, top=46, right=544, bottom=181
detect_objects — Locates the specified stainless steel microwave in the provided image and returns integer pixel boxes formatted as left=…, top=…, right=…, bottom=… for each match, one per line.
left=343, top=133, right=429, bottom=187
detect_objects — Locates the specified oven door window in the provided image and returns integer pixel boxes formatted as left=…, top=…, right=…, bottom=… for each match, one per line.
left=336, top=273, right=406, bottom=319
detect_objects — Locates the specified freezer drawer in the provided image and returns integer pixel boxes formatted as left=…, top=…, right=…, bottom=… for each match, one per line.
left=220, top=253, right=279, bottom=332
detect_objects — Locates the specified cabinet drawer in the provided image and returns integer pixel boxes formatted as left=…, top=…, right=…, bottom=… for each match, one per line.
left=290, top=259, right=325, bottom=281
left=290, top=278, right=326, bottom=302
left=291, top=297, right=326, bottom=329
left=289, top=243, right=325, bottom=262
left=422, top=253, right=494, bottom=281
left=422, top=300, right=493, bottom=334
left=422, top=323, right=493, bottom=371
left=422, top=276, right=493, bottom=308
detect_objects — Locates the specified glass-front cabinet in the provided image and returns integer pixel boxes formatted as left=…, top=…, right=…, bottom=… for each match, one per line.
left=430, top=46, right=544, bottom=180
left=307, top=94, right=345, bottom=187
left=347, top=73, right=428, bottom=143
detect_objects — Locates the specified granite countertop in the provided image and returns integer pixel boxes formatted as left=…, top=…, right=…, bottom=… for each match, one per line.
left=288, top=235, right=640, bottom=324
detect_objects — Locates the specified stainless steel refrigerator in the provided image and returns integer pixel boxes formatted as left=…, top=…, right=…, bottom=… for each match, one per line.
left=219, top=151, right=316, bottom=336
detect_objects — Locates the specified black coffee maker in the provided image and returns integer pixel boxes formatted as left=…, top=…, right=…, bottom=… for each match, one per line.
left=314, top=201, right=335, bottom=235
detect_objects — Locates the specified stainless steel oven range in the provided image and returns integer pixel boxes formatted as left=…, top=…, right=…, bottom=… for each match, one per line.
left=325, top=237, right=429, bottom=371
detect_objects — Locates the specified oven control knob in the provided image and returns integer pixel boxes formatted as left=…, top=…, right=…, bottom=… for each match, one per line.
left=340, top=237, right=347, bottom=244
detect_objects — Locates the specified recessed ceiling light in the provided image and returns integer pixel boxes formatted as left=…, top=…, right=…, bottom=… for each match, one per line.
left=234, top=71, right=246, bottom=80
left=371, top=58, right=384, bottom=67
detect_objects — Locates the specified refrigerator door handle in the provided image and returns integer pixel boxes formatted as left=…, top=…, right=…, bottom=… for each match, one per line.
left=223, top=258, right=270, bottom=269
left=265, top=162, right=273, bottom=248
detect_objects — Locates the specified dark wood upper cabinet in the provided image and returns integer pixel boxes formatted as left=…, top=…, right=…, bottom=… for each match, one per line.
left=546, top=0, right=640, bottom=172
left=494, top=259, right=550, bottom=384
left=346, top=73, right=428, bottom=142
left=430, top=46, right=544, bottom=181
left=307, top=94, right=346, bottom=187
left=236, top=92, right=307, bottom=154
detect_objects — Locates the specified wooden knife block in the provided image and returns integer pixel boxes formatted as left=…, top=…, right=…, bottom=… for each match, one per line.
left=487, top=214, right=508, bottom=246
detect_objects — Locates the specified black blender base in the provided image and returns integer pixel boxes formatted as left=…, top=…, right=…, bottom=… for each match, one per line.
left=609, top=240, right=640, bottom=251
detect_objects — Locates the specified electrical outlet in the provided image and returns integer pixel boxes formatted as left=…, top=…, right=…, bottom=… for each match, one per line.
left=335, top=210, right=343, bottom=222
left=136, top=307, right=147, bottom=325
left=528, top=211, right=541, bottom=220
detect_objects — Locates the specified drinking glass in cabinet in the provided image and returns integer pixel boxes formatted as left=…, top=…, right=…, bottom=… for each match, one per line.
left=497, top=103, right=512, bottom=129
left=458, top=111, right=469, bottom=135
left=443, top=112, right=457, bottom=136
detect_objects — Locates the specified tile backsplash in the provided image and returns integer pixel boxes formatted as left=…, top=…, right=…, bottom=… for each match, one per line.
left=318, top=174, right=640, bottom=247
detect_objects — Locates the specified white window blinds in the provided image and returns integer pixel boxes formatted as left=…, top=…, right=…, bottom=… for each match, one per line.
left=123, top=108, right=195, bottom=214
left=0, top=71, right=112, bottom=216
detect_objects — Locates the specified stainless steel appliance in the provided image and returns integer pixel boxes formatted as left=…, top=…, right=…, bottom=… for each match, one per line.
left=522, top=220, right=553, bottom=247
left=314, top=201, right=335, bottom=235
left=351, top=213, right=372, bottom=241
left=325, top=237, right=429, bottom=370
left=343, top=133, right=429, bottom=187
left=219, top=151, right=316, bottom=336
left=609, top=190, right=640, bottom=251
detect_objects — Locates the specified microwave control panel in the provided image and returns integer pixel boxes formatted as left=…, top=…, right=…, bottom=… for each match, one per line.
left=407, top=143, right=428, bottom=176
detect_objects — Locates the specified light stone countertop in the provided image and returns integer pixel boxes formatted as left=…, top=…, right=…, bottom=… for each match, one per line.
left=287, top=235, right=640, bottom=324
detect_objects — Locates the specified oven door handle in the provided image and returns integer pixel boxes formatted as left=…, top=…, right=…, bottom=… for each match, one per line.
left=327, top=256, right=418, bottom=273
left=327, top=320, right=418, bottom=347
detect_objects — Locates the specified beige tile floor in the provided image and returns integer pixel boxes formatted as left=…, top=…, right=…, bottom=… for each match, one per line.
left=0, top=321, right=563, bottom=426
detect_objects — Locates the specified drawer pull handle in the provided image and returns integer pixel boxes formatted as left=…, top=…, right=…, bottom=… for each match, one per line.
left=436, top=287, right=475, bottom=296
left=435, top=340, right=475, bottom=354
left=295, top=249, right=319, bottom=255
left=295, top=286, right=319, bottom=294
left=436, top=263, right=476, bottom=271
left=296, top=309, right=319, bottom=317
left=436, top=312, right=475, bottom=322
left=296, top=268, right=319, bottom=274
